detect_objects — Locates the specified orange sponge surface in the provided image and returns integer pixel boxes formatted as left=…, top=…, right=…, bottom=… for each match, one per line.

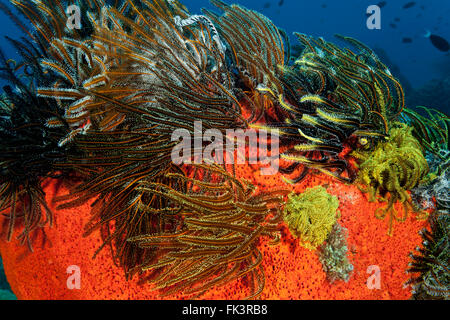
left=0, top=166, right=425, bottom=300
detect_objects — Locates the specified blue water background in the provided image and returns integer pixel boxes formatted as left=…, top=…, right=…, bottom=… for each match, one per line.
left=1, top=0, right=449, bottom=90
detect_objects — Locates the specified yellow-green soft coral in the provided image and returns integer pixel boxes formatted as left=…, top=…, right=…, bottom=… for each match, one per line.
left=352, top=123, right=429, bottom=236
left=283, top=186, right=339, bottom=250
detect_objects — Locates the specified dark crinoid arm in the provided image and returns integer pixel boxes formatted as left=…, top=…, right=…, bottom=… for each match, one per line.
left=0, top=0, right=109, bottom=248
left=0, top=43, right=79, bottom=249
left=272, top=33, right=405, bottom=184
left=220, top=21, right=403, bottom=184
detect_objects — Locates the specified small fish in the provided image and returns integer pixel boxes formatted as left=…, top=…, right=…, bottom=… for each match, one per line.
left=263, top=2, right=271, bottom=9
left=389, top=23, right=397, bottom=29
left=402, top=37, right=413, bottom=43
left=321, top=4, right=327, bottom=8
left=425, top=31, right=450, bottom=52
left=377, top=1, right=387, bottom=8
left=278, top=0, right=284, bottom=6
left=403, top=2, right=416, bottom=9
left=394, top=17, right=400, bottom=22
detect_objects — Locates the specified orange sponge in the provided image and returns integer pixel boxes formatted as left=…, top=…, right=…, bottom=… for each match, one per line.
left=0, top=166, right=425, bottom=300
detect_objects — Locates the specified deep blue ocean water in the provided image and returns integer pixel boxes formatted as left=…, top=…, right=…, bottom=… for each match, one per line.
left=0, top=0, right=449, bottom=91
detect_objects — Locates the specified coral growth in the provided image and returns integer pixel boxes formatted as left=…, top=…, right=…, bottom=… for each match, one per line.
left=411, top=164, right=449, bottom=211
left=283, top=186, right=339, bottom=249
left=352, top=123, right=429, bottom=235
left=318, top=222, right=353, bottom=283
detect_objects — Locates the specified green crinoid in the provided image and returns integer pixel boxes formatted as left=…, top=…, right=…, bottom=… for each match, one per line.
left=352, top=122, right=429, bottom=235
left=283, top=186, right=339, bottom=250
left=401, top=106, right=449, bottom=160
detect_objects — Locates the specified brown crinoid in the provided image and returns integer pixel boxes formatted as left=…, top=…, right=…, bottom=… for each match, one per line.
left=128, top=164, right=286, bottom=299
